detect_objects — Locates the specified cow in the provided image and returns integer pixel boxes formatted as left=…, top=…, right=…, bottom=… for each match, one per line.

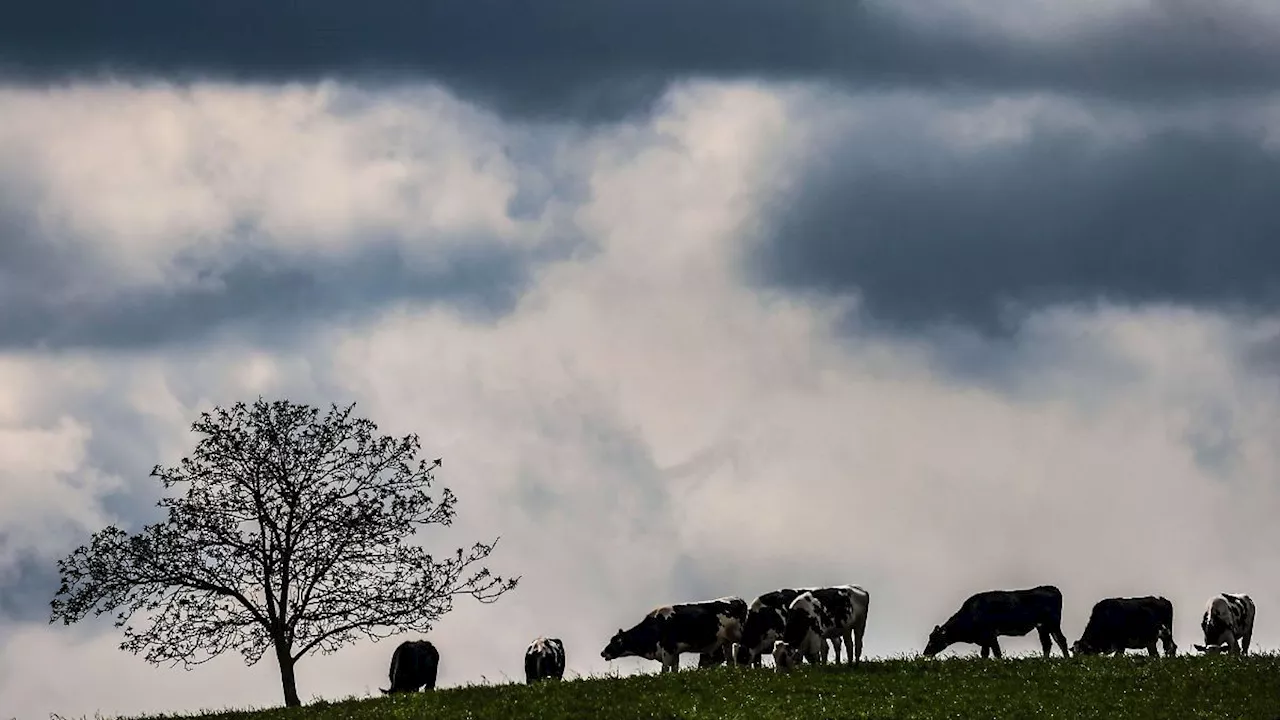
left=524, top=637, right=566, bottom=683
left=601, top=596, right=748, bottom=672
left=774, top=585, right=871, bottom=670
left=733, top=588, right=807, bottom=667
left=923, top=585, right=1070, bottom=659
left=380, top=640, right=439, bottom=693
left=1194, top=593, right=1255, bottom=656
left=1071, top=596, right=1177, bottom=657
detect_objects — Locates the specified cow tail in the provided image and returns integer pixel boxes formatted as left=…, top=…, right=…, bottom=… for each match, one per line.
left=382, top=647, right=401, bottom=693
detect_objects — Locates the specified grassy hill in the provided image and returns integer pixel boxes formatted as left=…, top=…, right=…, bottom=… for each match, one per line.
left=136, top=654, right=1280, bottom=720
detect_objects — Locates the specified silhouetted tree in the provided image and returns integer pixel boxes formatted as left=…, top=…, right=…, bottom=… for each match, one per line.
left=50, top=398, right=518, bottom=708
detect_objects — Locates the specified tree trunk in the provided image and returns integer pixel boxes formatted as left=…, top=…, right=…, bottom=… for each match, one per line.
left=275, top=643, right=301, bottom=708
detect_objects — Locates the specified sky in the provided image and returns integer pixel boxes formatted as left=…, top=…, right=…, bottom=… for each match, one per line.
left=3, top=1, right=1280, bottom=717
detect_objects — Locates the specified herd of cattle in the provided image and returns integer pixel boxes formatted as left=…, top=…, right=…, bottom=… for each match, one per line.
left=377, top=584, right=1259, bottom=693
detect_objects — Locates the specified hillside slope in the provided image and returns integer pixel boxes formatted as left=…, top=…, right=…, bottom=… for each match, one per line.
left=137, top=654, right=1280, bottom=720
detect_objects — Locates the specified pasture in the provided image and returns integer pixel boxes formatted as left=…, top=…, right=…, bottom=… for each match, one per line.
left=118, top=653, right=1280, bottom=720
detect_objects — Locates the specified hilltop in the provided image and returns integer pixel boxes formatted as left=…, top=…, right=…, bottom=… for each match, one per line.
left=122, top=654, right=1280, bottom=720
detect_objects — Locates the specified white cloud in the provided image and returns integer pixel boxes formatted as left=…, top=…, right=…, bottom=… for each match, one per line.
left=2, top=77, right=1280, bottom=720
left=0, top=81, right=534, bottom=302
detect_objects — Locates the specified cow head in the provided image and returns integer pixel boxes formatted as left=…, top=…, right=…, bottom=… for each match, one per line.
left=1070, top=638, right=1101, bottom=656
left=601, top=628, right=629, bottom=661
left=923, top=624, right=950, bottom=657
left=771, top=641, right=795, bottom=673
left=733, top=643, right=757, bottom=666
left=698, top=644, right=729, bottom=668
left=1193, top=643, right=1228, bottom=655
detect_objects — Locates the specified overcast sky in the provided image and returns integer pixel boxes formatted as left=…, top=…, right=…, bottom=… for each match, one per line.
left=3, top=2, right=1280, bottom=718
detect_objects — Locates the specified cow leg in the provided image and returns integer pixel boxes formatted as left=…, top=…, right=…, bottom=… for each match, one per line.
left=1146, top=643, right=1158, bottom=658
left=853, top=615, right=866, bottom=664
left=1051, top=627, right=1071, bottom=657
left=1160, top=626, right=1177, bottom=657
left=829, top=636, right=841, bottom=664
left=661, top=647, right=680, bottom=672
left=1113, top=648, right=1124, bottom=657
left=821, top=637, right=832, bottom=664
left=843, top=630, right=856, bottom=665
left=990, top=638, right=1003, bottom=659
left=1241, top=630, right=1252, bottom=655
left=1036, top=626, right=1053, bottom=658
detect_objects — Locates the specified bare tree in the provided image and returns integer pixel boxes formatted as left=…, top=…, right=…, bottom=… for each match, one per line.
left=50, top=398, right=519, bottom=708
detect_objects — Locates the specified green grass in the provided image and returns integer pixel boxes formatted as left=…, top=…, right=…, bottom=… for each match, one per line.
left=132, top=654, right=1280, bottom=720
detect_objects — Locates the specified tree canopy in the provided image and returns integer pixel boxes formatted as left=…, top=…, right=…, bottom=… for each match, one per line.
left=50, top=398, right=519, bottom=707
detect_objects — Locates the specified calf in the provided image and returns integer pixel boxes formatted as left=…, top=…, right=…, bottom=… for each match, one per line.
left=1071, top=596, right=1176, bottom=657
left=776, top=585, right=871, bottom=670
left=601, top=596, right=748, bottom=672
left=380, top=640, right=439, bottom=693
left=1194, top=593, right=1255, bottom=655
left=734, top=588, right=806, bottom=667
left=923, top=585, right=1070, bottom=659
left=524, top=637, right=566, bottom=683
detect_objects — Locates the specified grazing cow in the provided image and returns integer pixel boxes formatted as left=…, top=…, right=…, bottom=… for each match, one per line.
left=1071, top=596, right=1177, bottom=657
left=1194, top=593, right=1255, bottom=655
left=601, top=596, right=748, bottom=672
left=776, top=585, right=871, bottom=669
left=734, top=588, right=808, bottom=667
left=380, top=640, right=439, bottom=693
left=923, top=585, right=1070, bottom=659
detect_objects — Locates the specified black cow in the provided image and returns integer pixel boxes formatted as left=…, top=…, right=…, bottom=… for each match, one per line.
left=380, top=640, right=439, bottom=693
left=601, top=596, right=748, bottom=672
left=923, top=585, right=1070, bottom=658
left=734, top=588, right=806, bottom=667
left=1071, top=596, right=1177, bottom=657
left=524, top=637, right=566, bottom=683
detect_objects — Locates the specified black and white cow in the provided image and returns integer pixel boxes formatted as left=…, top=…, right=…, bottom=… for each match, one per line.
left=773, top=585, right=871, bottom=672
left=1071, top=596, right=1177, bottom=657
left=1194, top=593, right=1255, bottom=655
left=733, top=588, right=808, bottom=667
left=380, top=640, right=440, bottom=693
left=524, top=637, right=566, bottom=683
left=601, top=596, right=748, bottom=672
left=923, top=585, right=1070, bottom=659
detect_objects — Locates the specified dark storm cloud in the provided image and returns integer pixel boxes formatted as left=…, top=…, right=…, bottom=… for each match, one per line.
left=755, top=126, right=1280, bottom=337
left=0, top=237, right=575, bottom=350
left=0, top=547, right=61, bottom=623
left=2, top=1, right=1278, bottom=120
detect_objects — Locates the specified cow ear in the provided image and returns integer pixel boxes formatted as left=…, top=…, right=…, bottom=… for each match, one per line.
left=933, top=625, right=941, bottom=632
